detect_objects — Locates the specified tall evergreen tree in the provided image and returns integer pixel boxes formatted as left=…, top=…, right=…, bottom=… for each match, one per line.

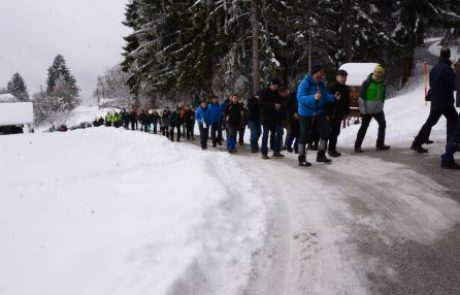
left=6, top=73, right=29, bottom=101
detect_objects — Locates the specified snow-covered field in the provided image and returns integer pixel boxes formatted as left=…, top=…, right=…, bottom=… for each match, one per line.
left=0, top=129, right=266, bottom=295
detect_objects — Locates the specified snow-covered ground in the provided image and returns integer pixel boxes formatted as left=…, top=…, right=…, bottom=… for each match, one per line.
left=0, top=129, right=266, bottom=295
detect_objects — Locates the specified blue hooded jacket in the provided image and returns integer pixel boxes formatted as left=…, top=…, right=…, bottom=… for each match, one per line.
left=208, top=101, right=229, bottom=124
left=195, top=106, right=212, bottom=127
left=297, top=75, right=335, bottom=117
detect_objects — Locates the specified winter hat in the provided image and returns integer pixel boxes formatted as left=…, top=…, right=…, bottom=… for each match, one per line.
left=336, top=69, right=348, bottom=76
left=269, top=77, right=282, bottom=86
left=311, top=64, right=324, bottom=75
left=374, top=65, right=385, bottom=73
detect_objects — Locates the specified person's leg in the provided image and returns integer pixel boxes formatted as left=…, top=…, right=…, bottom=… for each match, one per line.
left=316, top=114, right=332, bottom=163
left=445, top=106, right=459, bottom=141
left=169, top=127, right=174, bottom=141
left=298, top=116, right=313, bottom=166
left=375, top=111, right=389, bottom=149
left=413, top=110, right=443, bottom=147
left=328, top=118, right=341, bottom=153
left=217, top=121, right=223, bottom=145
left=355, top=115, right=372, bottom=151
left=248, top=121, right=257, bottom=150
left=274, top=124, right=284, bottom=154
left=261, top=124, right=270, bottom=157
left=442, top=113, right=460, bottom=168
left=255, top=121, right=262, bottom=148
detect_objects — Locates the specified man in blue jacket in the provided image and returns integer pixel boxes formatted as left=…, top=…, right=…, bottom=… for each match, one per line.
left=411, top=48, right=458, bottom=153
left=297, top=64, right=341, bottom=166
left=209, top=96, right=228, bottom=147
left=195, top=100, right=212, bottom=150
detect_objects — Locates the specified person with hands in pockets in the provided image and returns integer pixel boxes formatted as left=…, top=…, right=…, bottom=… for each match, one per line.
left=296, top=64, right=341, bottom=167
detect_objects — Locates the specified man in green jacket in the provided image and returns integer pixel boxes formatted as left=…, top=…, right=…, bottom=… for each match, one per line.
left=354, top=65, right=391, bottom=153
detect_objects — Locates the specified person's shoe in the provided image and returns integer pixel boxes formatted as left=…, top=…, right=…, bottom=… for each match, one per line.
left=376, top=145, right=391, bottom=151
left=218, top=141, right=223, bottom=146
left=424, top=139, right=434, bottom=145
left=286, top=146, right=293, bottom=153
left=411, top=143, right=428, bottom=153
left=262, top=154, right=270, bottom=160
left=316, top=151, right=332, bottom=164
left=441, top=161, right=460, bottom=170
left=328, top=150, right=342, bottom=158
left=298, top=156, right=312, bottom=167
left=272, top=152, right=285, bottom=158
left=355, top=147, right=364, bottom=153
left=251, top=148, right=259, bottom=153
left=212, top=143, right=217, bottom=148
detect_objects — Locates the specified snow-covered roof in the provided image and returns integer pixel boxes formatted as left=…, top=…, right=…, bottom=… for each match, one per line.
left=339, top=63, right=379, bottom=86
left=0, top=93, right=19, bottom=103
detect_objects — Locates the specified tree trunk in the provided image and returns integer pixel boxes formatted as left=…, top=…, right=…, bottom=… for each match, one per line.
left=342, top=0, right=354, bottom=62
left=251, top=0, right=261, bottom=94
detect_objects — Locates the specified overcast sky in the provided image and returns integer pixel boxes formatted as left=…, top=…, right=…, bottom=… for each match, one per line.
left=0, top=0, right=130, bottom=103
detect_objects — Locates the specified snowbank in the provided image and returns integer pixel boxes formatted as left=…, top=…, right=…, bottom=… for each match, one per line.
left=0, top=129, right=266, bottom=295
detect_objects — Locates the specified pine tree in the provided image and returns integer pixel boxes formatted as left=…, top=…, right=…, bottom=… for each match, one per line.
left=46, top=54, right=80, bottom=112
left=6, top=73, right=29, bottom=101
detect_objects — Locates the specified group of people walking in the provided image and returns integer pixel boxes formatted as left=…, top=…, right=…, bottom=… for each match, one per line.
left=97, top=48, right=460, bottom=169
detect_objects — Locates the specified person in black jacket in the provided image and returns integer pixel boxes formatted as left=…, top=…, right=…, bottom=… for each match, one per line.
left=411, top=48, right=458, bottom=153
left=260, top=78, right=283, bottom=159
left=247, top=92, right=262, bottom=153
left=225, top=94, right=243, bottom=154
left=326, top=69, right=351, bottom=157
left=285, top=91, right=300, bottom=153
left=129, top=108, right=138, bottom=130
left=185, top=105, right=196, bottom=140
left=120, top=109, right=129, bottom=129
left=138, top=109, right=148, bottom=132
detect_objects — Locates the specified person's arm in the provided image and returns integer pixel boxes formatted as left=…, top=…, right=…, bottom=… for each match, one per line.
left=297, top=80, right=316, bottom=109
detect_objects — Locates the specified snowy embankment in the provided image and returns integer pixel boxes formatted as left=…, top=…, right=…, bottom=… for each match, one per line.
left=0, top=129, right=266, bottom=295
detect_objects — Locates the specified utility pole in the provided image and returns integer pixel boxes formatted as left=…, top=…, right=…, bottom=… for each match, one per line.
left=251, top=0, right=261, bottom=94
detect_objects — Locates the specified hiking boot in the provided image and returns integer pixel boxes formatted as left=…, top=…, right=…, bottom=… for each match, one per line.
left=411, top=143, right=428, bottom=153
left=262, top=154, right=270, bottom=160
left=298, top=156, right=312, bottom=167
left=441, top=161, right=460, bottom=170
left=286, top=146, right=293, bottom=153
left=376, top=145, right=391, bottom=151
left=328, top=150, right=342, bottom=158
left=424, top=139, right=434, bottom=145
left=355, top=147, right=364, bottom=153
left=272, top=152, right=285, bottom=158
left=316, top=151, right=332, bottom=164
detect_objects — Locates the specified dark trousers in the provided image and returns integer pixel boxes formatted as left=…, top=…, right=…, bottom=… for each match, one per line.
left=153, top=123, right=158, bottom=134
left=186, top=123, right=195, bottom=140
left=198, top=124, right=209, bottom=150
left=248, top=120, right=261, bottom=150
left=227, top=125, right=239, bottom=151
left=130, top=121, right=136, bottom=130
left=211, top=122, right=223, bottom=146
left=238, top=125, right=246, bottom=145
left=261, top=124, right=276, bottom=155
left=299, top=114, right=330, bottom=146
left=442, top=113, right=460, bottom=163
left=169, top=126, right=181, bottom=142
left=328, top=117, right=343, bottom=152
left=355, top=111, right=387, bottom=148
left=413, top=107, right=458, bottom=145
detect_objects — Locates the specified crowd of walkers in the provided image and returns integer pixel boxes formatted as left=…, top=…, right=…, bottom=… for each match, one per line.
left=96, top=48, right=460, bottom=170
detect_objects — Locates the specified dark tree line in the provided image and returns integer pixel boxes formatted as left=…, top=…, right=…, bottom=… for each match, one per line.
left=121, top=0, right=460, bottom=104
